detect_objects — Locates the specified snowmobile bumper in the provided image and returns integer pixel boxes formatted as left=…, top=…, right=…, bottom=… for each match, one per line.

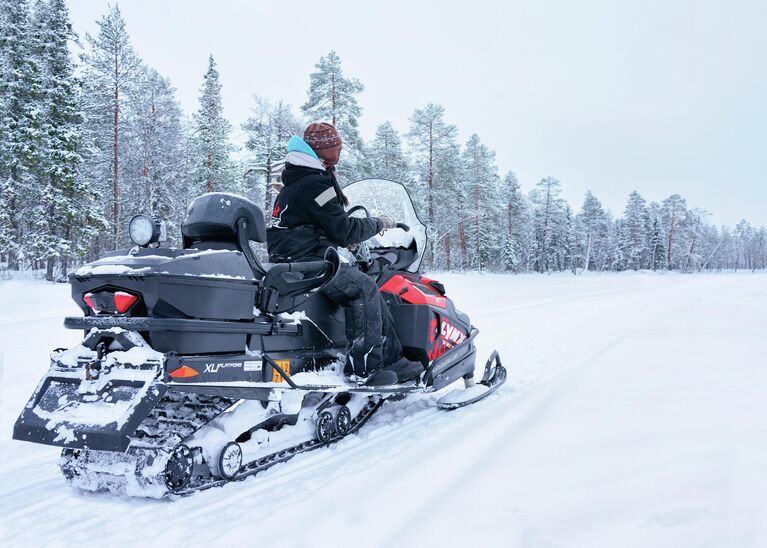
left=12, top=329, right=167, bottom=452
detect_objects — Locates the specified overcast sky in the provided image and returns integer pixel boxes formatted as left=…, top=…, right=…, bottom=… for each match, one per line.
left=68, top=0, right=766, bottom=226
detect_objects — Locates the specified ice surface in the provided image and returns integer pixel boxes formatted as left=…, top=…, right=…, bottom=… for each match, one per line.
left=1, top=273, right=766, bottom=547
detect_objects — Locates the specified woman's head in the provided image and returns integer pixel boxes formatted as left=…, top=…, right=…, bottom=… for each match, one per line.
left=304, top=122, right=343, bottom=167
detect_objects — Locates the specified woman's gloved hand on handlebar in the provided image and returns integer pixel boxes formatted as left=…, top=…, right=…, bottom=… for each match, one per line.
left=376, top=215, right=397, bottom=232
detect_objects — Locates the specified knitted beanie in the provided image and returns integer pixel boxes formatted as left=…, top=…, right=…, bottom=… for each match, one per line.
left=304, top=122, right=342, bottom=151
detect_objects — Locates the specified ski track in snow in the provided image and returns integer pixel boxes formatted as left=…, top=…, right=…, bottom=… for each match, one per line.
left=1, top=273, right=766, bottom=547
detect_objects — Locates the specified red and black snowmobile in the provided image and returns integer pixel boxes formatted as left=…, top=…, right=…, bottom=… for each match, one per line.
left=12, top=179, right=506, bottom=497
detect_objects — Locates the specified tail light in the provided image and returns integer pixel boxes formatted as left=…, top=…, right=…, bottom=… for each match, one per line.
left=113, top=292, right=138, bottom=313
left=83, top=290, right=139, bottom=315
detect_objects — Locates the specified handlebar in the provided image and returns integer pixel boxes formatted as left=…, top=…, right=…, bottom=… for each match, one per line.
left=347, top=205, right=370, bottom=218
left=348, top=204, right=409, bottom=232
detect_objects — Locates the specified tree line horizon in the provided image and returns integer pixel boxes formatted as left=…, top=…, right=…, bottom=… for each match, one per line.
left=1, top=1, right=764, bottom=280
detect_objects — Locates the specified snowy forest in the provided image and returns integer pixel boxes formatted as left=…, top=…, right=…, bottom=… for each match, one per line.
left=1, top=1, right=765, bottom=280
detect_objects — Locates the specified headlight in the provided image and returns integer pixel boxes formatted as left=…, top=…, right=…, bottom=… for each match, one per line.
left=129, top=215, right=157, bottom=246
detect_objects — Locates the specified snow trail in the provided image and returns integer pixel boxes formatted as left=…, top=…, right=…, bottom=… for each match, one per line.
left=1, top=273, right=765, bottom=547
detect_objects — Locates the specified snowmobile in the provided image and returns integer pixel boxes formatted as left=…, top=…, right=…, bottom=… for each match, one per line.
left=12, top=179, right=506, bottom=498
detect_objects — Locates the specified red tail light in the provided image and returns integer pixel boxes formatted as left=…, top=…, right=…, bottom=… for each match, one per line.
left=114, top=291, right=138, bottom=313
left=83, top=290, right=139, bottom=315
left=169, top=365, right=199, bottom=379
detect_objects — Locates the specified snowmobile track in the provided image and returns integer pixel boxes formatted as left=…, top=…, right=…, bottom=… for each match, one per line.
left=58, top=390, right=386, bottom=498
left=173, top=397, right=386, bottom=496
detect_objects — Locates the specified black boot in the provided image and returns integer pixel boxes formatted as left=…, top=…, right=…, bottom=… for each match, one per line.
left=381, top=357, right=424, bottom=383
left=364, top=369, right=398, bottom=386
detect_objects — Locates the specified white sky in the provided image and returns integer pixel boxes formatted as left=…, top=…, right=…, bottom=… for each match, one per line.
left=67, top=0, right=767, bottom=227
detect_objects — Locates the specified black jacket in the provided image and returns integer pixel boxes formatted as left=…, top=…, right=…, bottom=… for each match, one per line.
left=266, top=164, right=382, bottom=262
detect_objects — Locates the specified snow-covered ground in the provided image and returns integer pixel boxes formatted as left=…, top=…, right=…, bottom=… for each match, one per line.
left=0, top=272, right=765, bottom=547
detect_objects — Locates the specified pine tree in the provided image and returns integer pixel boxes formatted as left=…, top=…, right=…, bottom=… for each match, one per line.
left=192, top=55, right=236, bottom=194
left=680, top=208, right=709, bottom=272
left=368, top=122, right=409, bottom=182
left=301, top=51, right=365, bottom=180
left=694, top=219, right=720, bottom=272
left=80, top=4, right=141, bottom=250
left=561, top=204, right=577, bottom=272
left=124, top=67, right=190, bottom=241
left=501, top=171, right=531, bottom=271
left=733, top=220, right=754, bottom=271
left=460, top=134, right=501, bottom=271
left=751, top=228, right=766, bottom=271
left=620, top=191, right=649, bottom=270
left=661, top=194, right=687, bottom=269
left=577, top=191, right=610, bottom=271
left=0, top=176, right=18, bottom=263
left=649, top=216, right=668, bottom=270
left=26, top=0, right=105, bottom=279
left=407, top=104, right=459, bottom=267
left=0, top=0, right=42, bottom=268
left=242, top=96, right=300, bottom=214
left=431, top=137, right=462, bottom=270
left=529, top=177, right=567, bottom=272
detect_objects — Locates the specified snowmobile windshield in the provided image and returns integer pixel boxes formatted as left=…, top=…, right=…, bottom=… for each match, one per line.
left=343, top=179, right=427, bottom=273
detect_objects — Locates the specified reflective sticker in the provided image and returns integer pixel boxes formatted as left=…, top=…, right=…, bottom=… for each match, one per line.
left=243, top=360, right=261, bottom=372
left=314, top=187, right=336, bottom=207
left=271, top=359, right=291, bottom=382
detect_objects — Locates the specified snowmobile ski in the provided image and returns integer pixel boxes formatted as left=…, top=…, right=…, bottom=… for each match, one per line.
left=436, top=351, right=507, bottom=409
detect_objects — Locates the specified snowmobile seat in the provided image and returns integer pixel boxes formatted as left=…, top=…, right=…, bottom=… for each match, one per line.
left=180, top=193, right=339, bottom=314
left=182, top=192, right=265, bottom=244
left=256, top=248, right=340, bottom=314
left=182, top=192, right=268, bottom=276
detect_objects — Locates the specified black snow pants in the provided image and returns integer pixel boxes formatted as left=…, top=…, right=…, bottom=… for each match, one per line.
left=320, top=264, right=402, bottom=378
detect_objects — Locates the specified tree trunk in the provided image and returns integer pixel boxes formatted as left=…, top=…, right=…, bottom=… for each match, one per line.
left=474, top=152, right=481, bottom=271
left=427, top=122, right=436, bottom=266
left=264, top=160, right=272, bottom=214
left=8, top=187, right=18, bottom=270
left=753, top=237, right=764, bottom=273
left=583, top=230, right=591, bottom=272
left=62, top=224, right=71, bottom=277
left=444, top=234, right=451, bottom=270
left=507, top=201, right=513, bottom=242
left=541, top=184, right=551, bottom=272
left=207, top=149, right=213, bottom=192
left=46, top=256, right=55, bottom=282
left=427, top=122, right=433, bottom=226
left=113, top=67, right=120, bottom=250
left=667, top=205, right=676, bottom=268
left=699, top=241, right=721, bottom=272
left=331, top=73, right=336, bottom=127
left=683, top=215, right=700, bottom=272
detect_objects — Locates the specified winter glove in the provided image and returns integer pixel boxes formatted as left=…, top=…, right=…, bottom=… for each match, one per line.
left=376, top=215, right=397, bottom=232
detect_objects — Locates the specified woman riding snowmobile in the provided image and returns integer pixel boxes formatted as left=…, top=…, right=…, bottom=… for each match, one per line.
left=267, top=122, right=421, bottom=386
